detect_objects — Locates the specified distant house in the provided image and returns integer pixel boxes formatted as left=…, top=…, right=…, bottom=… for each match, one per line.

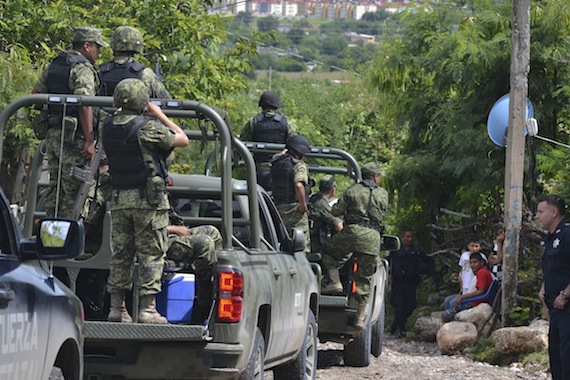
left=342, top=31, right=376, bottom=44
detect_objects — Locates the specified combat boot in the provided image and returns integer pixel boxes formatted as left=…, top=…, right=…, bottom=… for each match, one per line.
left=107, top=292, right=132, bottom=323
left=352, top=303, right=367, bottom=330
left=138, top=295, right=168, bottom=324
left=321, top=268, right=343, bottom=295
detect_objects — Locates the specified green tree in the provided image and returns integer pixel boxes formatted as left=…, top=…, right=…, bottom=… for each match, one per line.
left=257, top=16, right=279, bottom=32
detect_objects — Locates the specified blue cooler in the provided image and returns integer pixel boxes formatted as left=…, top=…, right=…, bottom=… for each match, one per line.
left=156, top=273, right=195, bottom=323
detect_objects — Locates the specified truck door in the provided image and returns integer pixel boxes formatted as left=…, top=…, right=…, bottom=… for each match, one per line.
left=259, top=193, right=307, bottom=356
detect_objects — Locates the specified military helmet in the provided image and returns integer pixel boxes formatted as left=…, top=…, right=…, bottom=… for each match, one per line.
left=258, top=91, right=281, bottom=109
left=319, top=175, right=336, bottom=191
left=111, top=26, right=144, bottom=53
left=285, top=134, right=311, bottom=156
left=361, top=162, right=383, bottom=178
left=114, top=78, right=150, bottom=112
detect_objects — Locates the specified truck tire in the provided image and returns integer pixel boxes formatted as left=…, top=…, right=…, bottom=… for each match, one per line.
left=273, top=310, right=317, bottom=380
left=49, top=367, right=65, bottom=380
left=239, top=327, right=265, bottom=380
left=343, top=316, right=371, bottom=367
left=371, top=302, right=385, bottom=357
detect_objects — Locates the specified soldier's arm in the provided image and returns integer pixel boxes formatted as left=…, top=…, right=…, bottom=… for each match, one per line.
left=295, top=182, right=308, bottom=214
left=142, top=68, right=171, bottom=99
left=240, top=120, right=253, bottom=140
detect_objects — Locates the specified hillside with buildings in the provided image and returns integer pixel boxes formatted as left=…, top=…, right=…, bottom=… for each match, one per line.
left=211, top=0, right=409, bottom=20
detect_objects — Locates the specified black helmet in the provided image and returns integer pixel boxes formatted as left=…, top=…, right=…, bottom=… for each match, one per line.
left=258, top=91, right=281, bottom=109
left=286, top=135, right=311, bottom=156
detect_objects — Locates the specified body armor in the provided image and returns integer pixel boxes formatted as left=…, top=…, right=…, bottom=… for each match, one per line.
left=271, top=154, right=310, bottom=205
left=252, top=112, right=288, bottom=162
left=99, top=60, right=145, bottom=96
left=46, top=52, right=89, bottom=117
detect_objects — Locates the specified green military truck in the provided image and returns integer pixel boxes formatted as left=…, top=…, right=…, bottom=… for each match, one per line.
left=0, top=95, right=320, bottom=379
left=242, top=142, right=399, bottom=367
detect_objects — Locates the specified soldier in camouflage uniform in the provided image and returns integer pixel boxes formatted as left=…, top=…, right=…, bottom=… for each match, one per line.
left=308, top=175, right=343, bottom=254
left=166, top=224, right=221, bottom=322
left=271, top=135, right=312, bottom=255
left=102, top=78, right=189, bottom=324
left=241, top=91, right=296, bottom=190
left=32, top=26, right=107, bottom=218
left=99, top=26, right=170, bottom=98
left=321, top=162, right=389, bottom=330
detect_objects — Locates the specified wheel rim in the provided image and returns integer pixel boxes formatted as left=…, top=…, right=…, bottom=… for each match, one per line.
left=305, top=322, right=317, bottom=378
left=253, top=345, right=263, bottom=379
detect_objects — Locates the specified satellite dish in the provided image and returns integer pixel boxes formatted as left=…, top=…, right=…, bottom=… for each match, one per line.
left=487, top=94, right=534, bottom=147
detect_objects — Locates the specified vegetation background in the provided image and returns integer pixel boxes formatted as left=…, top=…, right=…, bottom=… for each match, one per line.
left=2, top=0, right=570, bottom=334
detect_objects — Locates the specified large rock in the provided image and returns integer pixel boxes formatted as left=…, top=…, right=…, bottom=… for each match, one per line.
left=413, top=316, right=443, bottom=342
left=491, top=320, right=549, bottom=354
left=436, top=321, right=478, bottom=355
left=456, top=303, right=493, bottom=332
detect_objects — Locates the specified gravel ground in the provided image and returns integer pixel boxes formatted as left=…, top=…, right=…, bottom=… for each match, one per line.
left=265, top=333, right=551, bottom=380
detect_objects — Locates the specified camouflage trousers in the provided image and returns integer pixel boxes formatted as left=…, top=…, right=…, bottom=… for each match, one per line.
left=166, top=225, right=221, bottom=280
left=44, top=127, right=87, bottom=218
left=106, top=208, right=169, bottom=296
left=322, top=230, right=378, bottom=304
left=276, top=203, right=311, bottom=255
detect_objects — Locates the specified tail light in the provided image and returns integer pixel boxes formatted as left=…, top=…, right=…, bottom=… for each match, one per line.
left=351, top=261, right=358, bottom=294
left=217, top=270, right=244, bottom=323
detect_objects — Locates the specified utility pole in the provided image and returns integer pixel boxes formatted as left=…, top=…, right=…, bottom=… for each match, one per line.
left=502, top=0, right=530, bottom=325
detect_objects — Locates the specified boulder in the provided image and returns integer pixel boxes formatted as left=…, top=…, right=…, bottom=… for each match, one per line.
left=436, top=321, right=478, bottom=355
left=455, top=303, right=493, bottom=332
left=413, top=316, right=443, bottom=342
left=491, top=320, right=549, bottom=354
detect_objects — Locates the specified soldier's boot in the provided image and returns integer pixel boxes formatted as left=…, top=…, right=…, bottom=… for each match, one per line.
left=352, top=303, right=367, bottom=331
left=191, top=279, right=214, bottom=324
left=107, top=292, right=132, bottom=323
left=321, top=268, right=343, bottom=295
left=138, top=295, right=168, bottom=324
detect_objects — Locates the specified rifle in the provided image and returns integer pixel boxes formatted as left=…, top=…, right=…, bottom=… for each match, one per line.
left=69, top=144, right=103, bottom=220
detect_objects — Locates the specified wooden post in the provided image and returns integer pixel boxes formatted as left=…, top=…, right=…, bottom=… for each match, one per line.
left=502, top=0, right=530, bottom=326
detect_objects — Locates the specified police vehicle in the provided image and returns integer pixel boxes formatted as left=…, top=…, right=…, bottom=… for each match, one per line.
left=0, top=186, right=84, bottom=380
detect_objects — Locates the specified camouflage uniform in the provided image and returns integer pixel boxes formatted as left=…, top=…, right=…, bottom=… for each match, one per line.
left=273, top=153, right=311, bottom=255
left=308, top=176, right=342, bottom=253
left=321, top=170, right=389, bottom=305
left=167, top=225, right=221, bottom=278
left=33, top=27, right=106, bottom=218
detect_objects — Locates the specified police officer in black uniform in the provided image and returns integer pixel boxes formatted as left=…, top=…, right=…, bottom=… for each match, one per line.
left=241, top=91, right=296, bottom=190
left=536, top=194, right=570, bottom=380
left=386, top=227, right=434, bottom=338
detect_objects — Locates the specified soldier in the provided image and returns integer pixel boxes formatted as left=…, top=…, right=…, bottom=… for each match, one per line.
left=308, top=175, right=343, bottom=254
left=321, top=162, right=389, bottom=330
left=166, top=224, right=221, bottom=322
left=102, top=78, right=189, bottom=324
left=31, top=26, right=107, bottom=218
left=271, top=135, right=311, bottom=255
left=241, top=91, right=296, bottom=190
left=99, top=26, right=170, bottom=98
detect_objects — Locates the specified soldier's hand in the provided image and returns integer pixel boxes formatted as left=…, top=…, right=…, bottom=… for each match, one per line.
left=144, top=102, right=165, bottom=119
left=81, top=140, right=95, bottom=160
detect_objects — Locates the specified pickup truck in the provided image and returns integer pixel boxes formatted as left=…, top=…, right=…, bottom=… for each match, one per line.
left=241, top=142, right=399, bottom=367
left=0, top=186, right=84, bottom=380
left=0, top=95, right=320, bottom=380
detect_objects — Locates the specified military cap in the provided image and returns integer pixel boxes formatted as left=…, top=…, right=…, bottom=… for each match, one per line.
left=72, top=26, right=109, bottom=47
left=361, top=162, right=383, bottom=177
left=319, top=175, right=336, bottom=191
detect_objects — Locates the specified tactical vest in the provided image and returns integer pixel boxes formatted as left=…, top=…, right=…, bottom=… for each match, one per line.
left=99, top=60, right=145, bottom=96
left=46, top=52, right=89, bottom=117
left=309, top=193, right=332, bottom=250
left=271, top=154, right=310, bottom=205
left=102, top=115, right=151, bottom=189
left=252, top=112, right=289, bottom=162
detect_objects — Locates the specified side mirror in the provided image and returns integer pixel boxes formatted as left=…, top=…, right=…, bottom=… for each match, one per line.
left=290, top=227, right=306, bottom=253
left=21, top=219, right=84, bottom=260
left=381, top=235, right=400, bottom=251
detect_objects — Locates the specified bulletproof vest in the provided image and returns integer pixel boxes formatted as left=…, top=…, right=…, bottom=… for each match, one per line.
left=309, top=193, right=331, bottom=249
left=46, top=52, right=89, bottom=117
left=271, top=154, right=310, bottom=205
left=99, top=60, right=145, bottom=96
left=252, top=112, right=289, bottom=162
left=102, top=115, right=150, bottom=189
